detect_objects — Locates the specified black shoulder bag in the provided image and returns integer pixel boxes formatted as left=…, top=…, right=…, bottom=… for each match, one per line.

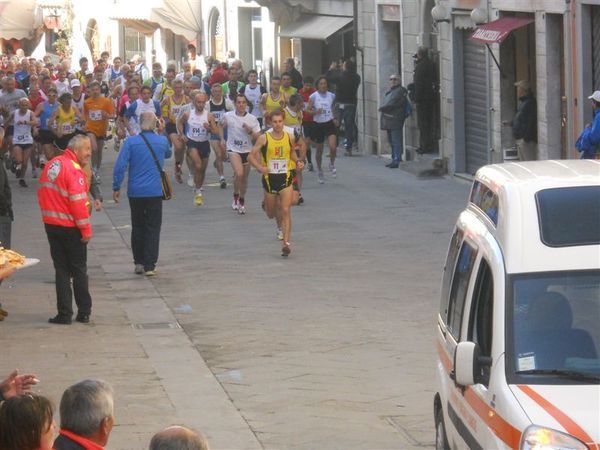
left=139, top=133, right=173, bottom=200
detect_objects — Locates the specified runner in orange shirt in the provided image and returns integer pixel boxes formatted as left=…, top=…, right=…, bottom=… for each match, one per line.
left=84, top=81, right=114, bottom=179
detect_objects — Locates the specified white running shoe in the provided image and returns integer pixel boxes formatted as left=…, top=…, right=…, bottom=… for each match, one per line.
left=277, top=228, right=284, bottom=240
left=232, top=197, right=239, bottom=211
left=31, top=167, right=38, bottom=179
left=238, top=205, right=246, bottom=215
left=187, top=173, right=194, bottom=188
left=318, top=171, right=324, bottom=184
left=329, top=164, right=337, bottom=178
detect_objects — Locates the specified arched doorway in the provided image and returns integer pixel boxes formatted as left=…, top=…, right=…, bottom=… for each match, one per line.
left=85, top=19, right=99, bottom=60
left=209, top=8, right=225, bottom=61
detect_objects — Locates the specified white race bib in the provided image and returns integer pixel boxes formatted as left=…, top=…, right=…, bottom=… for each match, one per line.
left=190, top=126, right=207, bottom=139
left=268, top=159, right=288, bottom=174
left=89, top=109, right=103, bottom=121
left=62, top=123, right=74, bottom=134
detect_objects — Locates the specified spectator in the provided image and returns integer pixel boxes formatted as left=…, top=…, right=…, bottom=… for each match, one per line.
left=133, top=55, right=150, bottom=82
left=149, top=426, right=209, bottom=450
left=0, top=393, right=55, bottom=450
left=575, top=90, right=600, bottom=159
left=379, top=74, right=410, bottom=168
left=334, top=60, right=361, bottom=155
left=38, top=134, right=93, bottom=325
left=54, top=379, right=114, bottom=450
left=413, top=46, right=437, bottom=154
left=0, top=369, right=39, bottom=401
left=113, top=111, right=172, bottom=276
left=283, top=58, right=303, bottom=90
left=511, top=80, right=537, bottom=161
left=187, top=44, right=198, bottom=72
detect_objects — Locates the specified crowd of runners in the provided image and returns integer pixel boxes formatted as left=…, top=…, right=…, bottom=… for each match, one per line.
left=0, top=51, right=357, bottom=256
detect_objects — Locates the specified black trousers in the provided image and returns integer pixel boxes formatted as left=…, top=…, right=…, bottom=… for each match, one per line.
left=129, top=196, right=163, bottom=271
left=417, top=101, right=435, bottom=152
left=45, top=224, right=91, bottom=318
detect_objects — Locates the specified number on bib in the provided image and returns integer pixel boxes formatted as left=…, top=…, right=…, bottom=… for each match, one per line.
left=268, top=159, right=288, bottom=174
left=89, top=110, right=102, bottom=121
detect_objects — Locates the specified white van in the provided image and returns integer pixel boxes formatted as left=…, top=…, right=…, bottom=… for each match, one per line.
left=434, top=160, right=600, bottom=450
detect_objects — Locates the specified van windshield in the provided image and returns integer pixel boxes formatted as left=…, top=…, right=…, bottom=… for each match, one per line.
left=508, top=270, right=600, bottom=384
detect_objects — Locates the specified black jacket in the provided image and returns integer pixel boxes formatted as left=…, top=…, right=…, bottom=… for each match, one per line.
left=413, top=56, right=436, bottom=103
left=512, top=94, right=538, bottom=142
left=54, top=434, right=87, bottom=450
left=0, top=157, right=12, bottom=220
left=335, top=71, right=361, bottom=105
left=289, top=67, right=303, bottom=90
left=379, top=85, right=408, bottom=130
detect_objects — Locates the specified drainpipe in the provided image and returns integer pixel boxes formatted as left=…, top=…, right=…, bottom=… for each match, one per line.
left=353, top=0, right=367, bottom=154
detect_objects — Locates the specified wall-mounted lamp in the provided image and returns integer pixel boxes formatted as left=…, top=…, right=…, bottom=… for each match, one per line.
left=431, top=5, right=450, bottom=23
left=470, top=7, right=488, bottom=25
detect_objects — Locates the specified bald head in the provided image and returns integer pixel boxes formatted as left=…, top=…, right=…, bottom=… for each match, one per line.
left=149, top=426, right=208, bottom=450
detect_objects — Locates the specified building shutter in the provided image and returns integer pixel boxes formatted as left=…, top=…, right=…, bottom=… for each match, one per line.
left=592, top=6, right=600, bottom=90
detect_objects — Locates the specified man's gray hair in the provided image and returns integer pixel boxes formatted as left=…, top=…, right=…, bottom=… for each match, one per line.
left=140, top=111, right=158, bottom=131
left=68, top=134, right=91, bottom=150
left=149, top=426, right=209, bottom=450
left=59, top=379, right=114, bottom=437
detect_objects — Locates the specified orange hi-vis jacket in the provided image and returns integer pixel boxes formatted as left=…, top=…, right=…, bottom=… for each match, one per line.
left=37, top=148, right=92, bottom=239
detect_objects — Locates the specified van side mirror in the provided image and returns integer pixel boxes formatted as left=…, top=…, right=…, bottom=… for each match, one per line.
left=454, top=342, right=492, bottom=386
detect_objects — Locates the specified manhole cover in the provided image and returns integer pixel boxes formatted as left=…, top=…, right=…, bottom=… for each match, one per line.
left=132, top=322, right=181, bottom=330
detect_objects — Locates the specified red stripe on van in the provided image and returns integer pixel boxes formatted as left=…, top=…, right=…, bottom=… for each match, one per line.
left=436, top=341, right=522, bottom=449
left=517, top=385, right=597, bottom=450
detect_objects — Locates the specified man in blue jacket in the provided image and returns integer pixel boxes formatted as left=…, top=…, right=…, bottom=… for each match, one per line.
left=113, top=112, right=171, bottom=276
left=576, top=91, right=600, bottom=159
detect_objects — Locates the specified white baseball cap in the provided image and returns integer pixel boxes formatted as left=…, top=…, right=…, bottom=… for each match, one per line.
left=588, top=91, right=600, bottom=102
left=70, top=79, right=81, bottom=88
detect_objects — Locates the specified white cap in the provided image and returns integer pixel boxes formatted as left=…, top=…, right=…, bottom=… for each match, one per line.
left=588, top=91, right=600, bottom=102
left=85, top=69, right=93, bottom=76
left=70, top=79, right=81, bottom=88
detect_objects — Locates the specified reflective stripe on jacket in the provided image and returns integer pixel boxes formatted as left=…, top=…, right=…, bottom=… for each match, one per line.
left=37, top=148, right=92, bottom=238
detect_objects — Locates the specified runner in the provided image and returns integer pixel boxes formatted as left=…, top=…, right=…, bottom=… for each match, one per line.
left=93, top=67, right=110, bottom=97
left=308, top=76, right=338, bottom=183
left=177, top=92, right=219, bottom=206
left=209, top=83, right=233, bottom=189
left=240, top=69, right=266, bottom=127
left=260, top=76, right=286, bottom=128
left=144, top=62, right=164, bottom=95
left=249, top=109, right=303, bottom=257
left=219, top=94, right=261, bottom=214
left=33, top=86, right=59, bottom=169
left=280, top=72, right=297, bottom=98
left=161, top=79, right=189, bottom=183
left=48, top=92, right=84, bottom=151
left=124, top=85, right=161, bottom=136
left=283, top=93, right=306, bottom=204
left=70, top=79, right=85, bottom=114
left=221, top=66, right=245, bottom=102
left=10, top=98, right=37, bottom=187
left=84, top=81, right=114, bottom=179
left=299, top=76, right=316, bottom=172
left=0, top=76, right=27, bottom=154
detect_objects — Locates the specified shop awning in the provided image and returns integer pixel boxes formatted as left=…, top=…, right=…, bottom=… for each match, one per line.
left=110, top=0, right=201, bottom=41
left=469, top=17, right=534, bottom=44
left=279, top=14, right=352, bottom=40
left=0, top=0, right=39, bottom=40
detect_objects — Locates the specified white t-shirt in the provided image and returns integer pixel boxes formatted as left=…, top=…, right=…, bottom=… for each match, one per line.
left=12, top=110, right=34, bottom=145
left=54, top=79, right=71, bottom=96
left=310, top=91, right=336, bottom=123
left=221, top=111, right=260, bottom=153
left=186, top=108, right=209, bottom=142
left=243, top=84, right=264, bottom=118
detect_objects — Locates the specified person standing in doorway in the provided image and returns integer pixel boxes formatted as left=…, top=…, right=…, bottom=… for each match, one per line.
left=335, top=60, right=361, bottom=155
left=511, top=80, right=537, bottom=161
left=379, top=74, right=410, bottom=168
left=413, top=47, right=436, bottom=154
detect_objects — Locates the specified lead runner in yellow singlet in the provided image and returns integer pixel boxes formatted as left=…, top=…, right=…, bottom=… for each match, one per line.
left=249, top=109, right=303, bottom=257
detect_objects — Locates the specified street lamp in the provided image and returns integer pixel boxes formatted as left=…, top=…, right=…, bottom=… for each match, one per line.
left=470, top=7, right=488, bottom=25
left=431, top=4, right=450, bottom=23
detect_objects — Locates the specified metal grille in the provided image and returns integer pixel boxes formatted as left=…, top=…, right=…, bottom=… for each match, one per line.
left=593, top=6, right=600, bottom=89
left=463, top=32, right=488, bottom=175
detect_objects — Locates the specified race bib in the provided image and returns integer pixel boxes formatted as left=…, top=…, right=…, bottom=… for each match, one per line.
left=268, top=159, right=288, bottom=174
left=89, top=109, right=102, bottom=121
left=62, top=123, right=74, bottom=134
left=190, top=126, right=206, bottom=139
left=171, top=106, right=181, bottom=117
left=232, top=139, right=244, bottom=149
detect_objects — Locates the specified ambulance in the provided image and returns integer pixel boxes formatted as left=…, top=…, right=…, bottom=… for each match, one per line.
left=434, top=160, right=600, bottom=450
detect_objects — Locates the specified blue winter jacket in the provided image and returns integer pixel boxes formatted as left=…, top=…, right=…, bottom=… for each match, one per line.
left=576, top=109, right=600, bottom=159
left=113, top=131, right=172, bottom=198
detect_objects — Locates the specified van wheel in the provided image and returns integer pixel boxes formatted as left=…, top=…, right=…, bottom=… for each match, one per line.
left=435, top=407, right=450, bottom=450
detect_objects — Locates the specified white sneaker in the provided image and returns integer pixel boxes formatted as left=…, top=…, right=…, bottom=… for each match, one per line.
left=238, top=205, right=246, bottom=215
left=232, top=197, right=239, bottom=211
left=329, top=164, right=337, bottom=178
left=318, top=171, right=324, bottom=184
left=277, top=228, right=284, bottom=240
left=31, top=167, right=38, bottom=179
left=187, top=173, right=194, bottom=188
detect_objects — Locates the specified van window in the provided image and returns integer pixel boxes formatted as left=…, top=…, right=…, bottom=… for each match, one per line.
left=536, top=186, right=600, bottom=247
left=440, top=228, right=464, bottom=321
left=508, top=270, right=600, bottom=384
left=470, top=181, right=499, bottom=226
left=468, top=259, right=494, bottom=385
left=446, top=241, right=478, bottom=340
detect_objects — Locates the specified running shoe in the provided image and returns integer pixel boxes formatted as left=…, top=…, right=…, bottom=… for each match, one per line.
left=39, top=155, right=47, bottom=168
left=194, top=191, right=203, bottom=206
left=232, top=197, right=239, bottom=211
left=329, top=164, right=337, bottom=178
left=134, top=264, right=144, bottom=275
left=238, top=205, right=246, bottom=215
left=220, top=176, right=227, bottom=189
left=19, top=179, right=27, bottom=187
left=297, top=195, right=304, bottom=205
left=281, top=242, right=291, bottom=257
left=187, top=173, right=194, bottom=188
left=307, top=162, right=314, bottom=172
left=175, top=164, right=183, bottom=184
left=32, top=167, right=38, bottom=178
left=318, top=171, right=324, bottom=184
left=144, top=270, right=157, bottom=277
left=277, top=228, right=284, bottom=240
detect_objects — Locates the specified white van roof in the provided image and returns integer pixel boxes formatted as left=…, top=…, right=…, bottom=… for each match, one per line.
left=472, top=160, right=600, bottom=274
